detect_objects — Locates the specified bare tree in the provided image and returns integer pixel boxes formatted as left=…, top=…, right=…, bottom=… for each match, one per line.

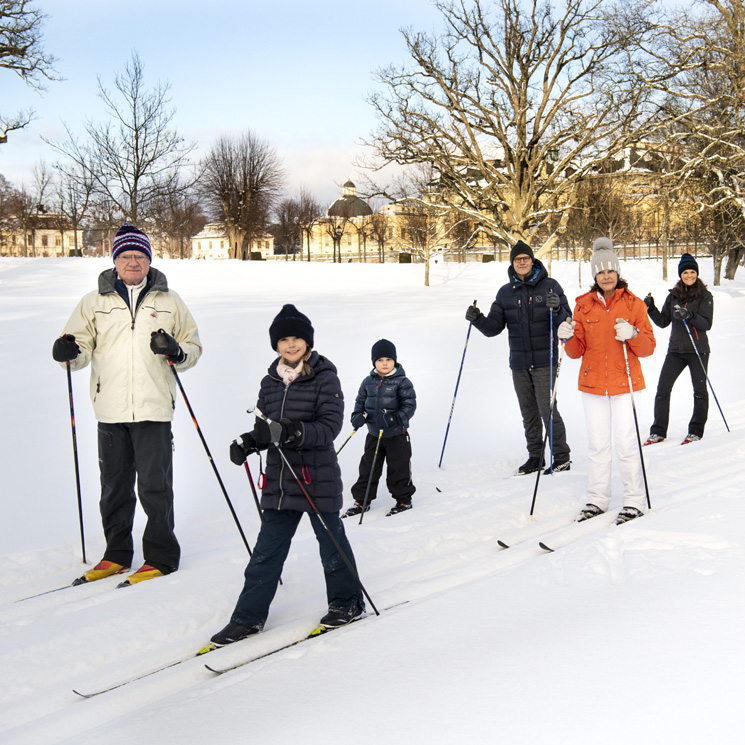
left=361, top=0, right=663, bottom=259
left=368, top=210, right=390, bottom=262
left=0, top=172, right=19, bottom=252
left=273, top=197, right=302, bottom=260
left=1, top=0, right=58, bottom=142
left=641, top=0, right=745, bottom=282
left=199, top=131, right=284, bottom=260
left=48, top=51, right=196, bottom=224
left=54, top=165, right=94, bottom=256
left=149, top=186, right=206, bottom=259
left=325, top=216, right=350, bottom=263
left=297, top=187, right=323, bottom=262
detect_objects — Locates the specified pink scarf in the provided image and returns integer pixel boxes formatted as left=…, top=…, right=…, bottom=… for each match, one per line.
left=277, top=360, right=303, bottom=387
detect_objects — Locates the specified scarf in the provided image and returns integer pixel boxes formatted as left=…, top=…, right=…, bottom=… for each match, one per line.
left=277, top=359, right=303, bottom=387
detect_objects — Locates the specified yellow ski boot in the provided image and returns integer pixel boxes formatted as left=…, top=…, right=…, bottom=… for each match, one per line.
left=72, top=560, right=129, bottom=586
left=117, top=564, right=164, bottom=588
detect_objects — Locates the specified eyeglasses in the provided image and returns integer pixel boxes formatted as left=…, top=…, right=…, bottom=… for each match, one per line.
left=116, top=253, right=150, bottom=263
left=513, top=256, right=532, bottom=264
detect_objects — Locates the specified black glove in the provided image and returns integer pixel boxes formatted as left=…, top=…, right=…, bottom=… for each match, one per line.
left=378, top=411, right=397, bottom=429
left=255, top=417, right=302, bottom=448
left=546, top=290, right=560, bottom=310
left=230, top=432, right=258, bottom=465
left=644, top=294, right=655, bottom=309
left=465, top=305, right=482, bottom=323
left=150, top=330, right=185, bottom=363
left=673, top=304, right=692, bottom=321
left=52, top=334, right=80, bottom=362
left=351, top=412, right=367, bottom=430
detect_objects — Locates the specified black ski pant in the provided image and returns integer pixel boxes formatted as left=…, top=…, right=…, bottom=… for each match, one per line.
left=97, top=421, right=179, bottom=574
left=351, top=432, right=415, bottom=504
left=511, top=365, right=570, bottom=462
left=650, top=352, right=709, bottom=439
left=231, top=508, right=363, bottom=629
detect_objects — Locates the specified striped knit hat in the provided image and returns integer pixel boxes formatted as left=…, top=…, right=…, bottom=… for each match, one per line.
left=678, top=253, right=699, bottom=276
left=112, top=224, right=152, bottom=262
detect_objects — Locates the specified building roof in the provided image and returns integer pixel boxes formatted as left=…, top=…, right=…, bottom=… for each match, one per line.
left=326, top=180, right=372, bottom=218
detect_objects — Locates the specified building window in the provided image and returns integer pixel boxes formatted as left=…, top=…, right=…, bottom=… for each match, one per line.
left=42, top=235, right=48, bottom=247
left=56, top=236, right=62, bottom=246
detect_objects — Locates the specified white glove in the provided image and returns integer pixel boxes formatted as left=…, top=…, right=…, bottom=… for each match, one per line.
left=557, top=320, right=576, bottom=340
left=614, top=318, right=639, bottom=342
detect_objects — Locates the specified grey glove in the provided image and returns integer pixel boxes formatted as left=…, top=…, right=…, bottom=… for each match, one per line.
left=546, top=290, right=560, bottom=310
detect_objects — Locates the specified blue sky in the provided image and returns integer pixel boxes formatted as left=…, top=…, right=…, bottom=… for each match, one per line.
left=1, top=0, right=442, bottom=206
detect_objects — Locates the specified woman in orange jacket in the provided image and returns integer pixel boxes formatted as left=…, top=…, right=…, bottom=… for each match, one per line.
left=557, top=238, right=656, bottom=525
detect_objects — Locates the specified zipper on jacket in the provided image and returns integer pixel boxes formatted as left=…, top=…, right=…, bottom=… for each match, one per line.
left=276, top=385, right=290, bottom=509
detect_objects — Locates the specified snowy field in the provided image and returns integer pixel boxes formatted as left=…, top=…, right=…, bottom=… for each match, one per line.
left=0, top=255, right=743, bottom=744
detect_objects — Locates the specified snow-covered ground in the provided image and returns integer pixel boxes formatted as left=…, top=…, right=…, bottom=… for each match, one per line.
left=1, top=255, right=743, bottom=744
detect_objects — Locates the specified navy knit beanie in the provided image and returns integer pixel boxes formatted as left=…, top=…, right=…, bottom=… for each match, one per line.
left=678, top=253, right=699, bottom=276
left=509, top=240, right=534, bottom=263
left=112, top=224, right=152, bottom=262
left=269, top=304, right=314, bottom=350
left=371, top=339, right=397, bottom=364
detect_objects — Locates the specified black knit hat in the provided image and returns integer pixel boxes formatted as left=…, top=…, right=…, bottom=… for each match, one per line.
left=510, top=240, right=534, bottom=264
left=269, top=304, right=314, bottom=350
left=112, top=223, right=152, bottom=262
left=371, top=338, right=397, bottom=364
left=678, top=253, right=699, bottom=276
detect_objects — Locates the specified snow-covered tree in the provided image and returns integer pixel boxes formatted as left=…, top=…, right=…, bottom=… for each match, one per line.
left=361, top=0, right=664, bottom=259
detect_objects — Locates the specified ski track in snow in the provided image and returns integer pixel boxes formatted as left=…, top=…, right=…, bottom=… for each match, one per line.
left=0, top=257, right=743, bottom=744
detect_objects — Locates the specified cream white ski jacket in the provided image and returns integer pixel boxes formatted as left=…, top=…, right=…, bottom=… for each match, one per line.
left=60, top=267, right=202, bottom=423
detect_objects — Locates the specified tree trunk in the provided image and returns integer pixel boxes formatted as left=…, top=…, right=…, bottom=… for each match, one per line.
left=724, top=248, right=744, bottom=280
left=713, top=249, right=724, bottom=286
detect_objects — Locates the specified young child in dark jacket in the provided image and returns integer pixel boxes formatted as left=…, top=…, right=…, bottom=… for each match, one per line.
left=343, top=339, right=417, bottom=518
left=207, top=305, right=365, bottom=649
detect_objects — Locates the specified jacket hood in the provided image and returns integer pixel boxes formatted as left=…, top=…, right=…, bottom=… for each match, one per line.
left=267, top=350, right=337, bottom=379
left=507, top=258, right=548, bottom=287
left=370, top=363, right=407, bottom=379
left=575, top=286, right=640, bottom=310
left=98, top=266, right=169, bottom=294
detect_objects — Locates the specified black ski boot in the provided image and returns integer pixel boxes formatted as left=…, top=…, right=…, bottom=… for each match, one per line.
left=518, top=457, right=544, bottom=475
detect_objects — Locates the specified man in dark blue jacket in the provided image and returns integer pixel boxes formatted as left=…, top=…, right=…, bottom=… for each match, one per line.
left=466, top=241, right=572, bottom=474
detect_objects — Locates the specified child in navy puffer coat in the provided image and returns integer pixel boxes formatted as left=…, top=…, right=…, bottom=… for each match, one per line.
left=207, top=305, right=365, bottom=649
left=343, top=339, right=417, bottom=518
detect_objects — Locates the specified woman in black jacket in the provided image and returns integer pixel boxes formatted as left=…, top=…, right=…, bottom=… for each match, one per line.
left=644, top=254, right=714, bottom=445
left=208, top=305, right=364, bottom=648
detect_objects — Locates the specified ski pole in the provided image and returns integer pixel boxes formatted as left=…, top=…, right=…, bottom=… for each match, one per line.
left=529, top=341, right=566, bottom=518
left=274, top=444, right=379, bottom=616
left=169, top=362, right=252, bottom=556
left=64, top=359, right=87, bottom=564
left=549, top=308, right=554, bottom=473
left=621, top=341, right=652, bottom=511
left=439, top=299, right=477, bottom=468
left=359, top=429, right=384, bottom=525
left=336, top=428, right=358, bottom=454
left=243, top=460, right=263, bottom=518
left=243, top=460, right=281, bottom=584
left=680, top=314, right=729, bottom=432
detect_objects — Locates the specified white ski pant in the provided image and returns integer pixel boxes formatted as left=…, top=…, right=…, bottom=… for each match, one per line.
left=582, top=392, right=646, bottom=513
